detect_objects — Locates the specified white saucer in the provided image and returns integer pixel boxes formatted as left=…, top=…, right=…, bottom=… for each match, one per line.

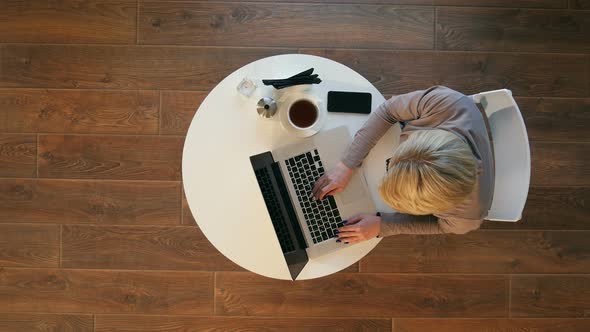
left=277, top=92, right=327, bottom=138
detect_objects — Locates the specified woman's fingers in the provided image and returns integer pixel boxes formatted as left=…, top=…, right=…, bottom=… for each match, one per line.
left=320, top=188, right=339, bottom=200
left=311, top=175, right=326, bottom=195
left=344, top=214, right=364, bottom=225
left=338, top=224, right=361, bottom=233
left=317, top=182, right=337, bottom=200
left=311, top=176, right=328, bottom=198
left=337, top=234, right=362, bottom=244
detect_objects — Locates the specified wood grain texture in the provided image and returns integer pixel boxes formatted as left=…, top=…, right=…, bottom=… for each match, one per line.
left=96, top=315, right=391, bottom=332
left=180, top=0, right=433, bottom=4
left=531, top=142, right=590, bottom=186
left=435, top=0, right=567, bottom=8
left=483, top=186, right=589, bottom=230
left=0, top=45, right=295, bottom=90
left=0, top=179, right=180, bottom=225
left=300, top=49, right=589, bottom=97
left=0, top=313, right=93, bottom=332
left=38, top=135, right=184, bottom=180
left=139, top=3, right=433, bottom=49
left=515, top=97, right=590, bottom=142
left=395, top=318, right=590, bottom=332
left=0, top=134, right=36, bottom=177
left=0, top=224, right=59, bottom=267
left=437, top=8, right=590, bottom=53
left=571, top=0, right=590, bottom=9
left=216, top=272, right=508, bottom=317
left=161, top=91, right=205, bottom=136
left=181, top=188, right=196, bottom=226
left=359, top=231, right=590, bottom=273
left=62, top=225, right=241, bottom=271
left=0, top=268, right=213, bottom=314
left=511, top=275, right=590, bottom=317
left=0, top=0, right=136, bottom=44
left=0, top=89, right=159, bottom=134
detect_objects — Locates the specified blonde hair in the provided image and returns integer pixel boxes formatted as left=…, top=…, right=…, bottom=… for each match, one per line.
left=379, top=129, right=477, bottom=215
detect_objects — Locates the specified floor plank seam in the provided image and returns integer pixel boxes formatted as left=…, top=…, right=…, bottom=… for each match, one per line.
left=2, top=43, right=590, bottom=57
left=5, top=223, right=198, bottom=228
left=213, top=271, right=217, bottom=316
left=11, top=133, right=589, bottom=144
left=0, top=132, right=186, bottom=138
left=159, top=90, right=162, bottom=135
left=180, top=184, right=185, bottom=225
left=434, top=6, right=438, bottom=51
left=0, top=87, right=208, bottom=93
left=0, top=87, right=587, bottom=100
left=0, top=177, right=182, bottom=183
left=9, top=267, right=590, bottom=276
left=111, top=0, right=574, bottom=11
left=59, top=224, right=62, bottom=268
left=426, top=5, right=575, bottom=10
left=0, top=311, right=470, bottom=320
left=36, top=134, right=39, bottom=178
left=508, top=275, right=512, bottom=318
left=3, top=220, right=586, bottom=231
left=136, top=0, right=140, bottom=45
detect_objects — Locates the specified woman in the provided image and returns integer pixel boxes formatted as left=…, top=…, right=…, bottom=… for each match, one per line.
left=312, top=86, right=494, bottom=244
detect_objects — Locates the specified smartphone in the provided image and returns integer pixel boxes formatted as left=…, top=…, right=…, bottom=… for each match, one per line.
left=327, top=91, right=372, bottom=114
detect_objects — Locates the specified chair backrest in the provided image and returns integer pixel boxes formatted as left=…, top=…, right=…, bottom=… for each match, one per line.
left=471, top=89, right=531, bottom=222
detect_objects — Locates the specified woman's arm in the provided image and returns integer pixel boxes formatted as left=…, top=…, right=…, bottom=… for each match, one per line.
left=334, top=213, right=482, bottom=244
left=341, top=87, right=447, bottom=168
left=341, top=103, right=396, bottom=168
left=379, top=212, right=483, bottom=236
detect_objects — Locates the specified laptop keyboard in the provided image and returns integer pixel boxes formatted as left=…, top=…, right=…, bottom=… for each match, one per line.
left=285, top=149, right=345, bottom=244
left=254, top=168, right=295, bottom=253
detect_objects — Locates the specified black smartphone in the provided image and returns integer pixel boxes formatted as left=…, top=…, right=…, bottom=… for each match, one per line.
left=327, top=91, right=372, bottom=114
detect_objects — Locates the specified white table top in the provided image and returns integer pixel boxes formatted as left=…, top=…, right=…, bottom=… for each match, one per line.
left=183, top=54, right=400, bottom=280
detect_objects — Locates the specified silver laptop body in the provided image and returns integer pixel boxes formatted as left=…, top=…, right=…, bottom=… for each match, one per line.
left=272, top=126, right=376, bottom=259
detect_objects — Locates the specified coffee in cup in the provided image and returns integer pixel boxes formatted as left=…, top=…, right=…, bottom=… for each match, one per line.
left=288, top=99, right=318, bottom=129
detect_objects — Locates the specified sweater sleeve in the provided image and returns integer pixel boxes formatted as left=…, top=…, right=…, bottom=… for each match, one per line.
left=341, top=87, right=449, bottom=168
left=340, top=101, right=395, bottom=168
left=379, top=212, right=483, bottom=236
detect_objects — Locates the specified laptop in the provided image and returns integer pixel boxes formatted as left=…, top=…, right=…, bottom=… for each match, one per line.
left=250, top=126, right=376, bottom=280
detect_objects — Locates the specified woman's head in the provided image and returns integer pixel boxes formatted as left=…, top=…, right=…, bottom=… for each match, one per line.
left=379, top=129, right=477, bottom=215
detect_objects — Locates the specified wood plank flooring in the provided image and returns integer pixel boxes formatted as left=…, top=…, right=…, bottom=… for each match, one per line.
left=0, top=89, right=160, bottom=134
left=139, top=3, right=434, bottom=49
left=437, top=7, right=590, bottom=53
left=0, top=0, right=588, bottom=331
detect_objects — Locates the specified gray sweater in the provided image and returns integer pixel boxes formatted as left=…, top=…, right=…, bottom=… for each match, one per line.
left=342, top=86, right=495, bottom=236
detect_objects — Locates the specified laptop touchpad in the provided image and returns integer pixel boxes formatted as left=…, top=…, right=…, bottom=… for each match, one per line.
left=340, top=172, right=365, bottom=205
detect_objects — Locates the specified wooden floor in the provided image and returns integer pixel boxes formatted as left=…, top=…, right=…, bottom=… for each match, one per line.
left=0, top=0, right=589, bottom=331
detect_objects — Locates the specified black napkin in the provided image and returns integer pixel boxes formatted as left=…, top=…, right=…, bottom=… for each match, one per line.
left=262, top=68, right=322, bottom=89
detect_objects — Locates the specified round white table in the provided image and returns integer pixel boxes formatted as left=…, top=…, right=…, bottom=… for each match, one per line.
left=183, top=54, right=400, bottom=280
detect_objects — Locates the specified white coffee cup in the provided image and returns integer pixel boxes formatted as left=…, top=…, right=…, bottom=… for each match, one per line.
left=279, top=93, right=326, bottom=137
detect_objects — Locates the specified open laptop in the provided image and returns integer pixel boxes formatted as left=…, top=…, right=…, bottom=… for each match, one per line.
left=250, top=126, right=375, bottom=280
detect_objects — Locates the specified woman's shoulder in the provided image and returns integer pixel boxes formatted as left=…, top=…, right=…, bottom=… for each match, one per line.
left=422, top=85, right=466, bottom=100
left=417, top=86, right=471, bottom=114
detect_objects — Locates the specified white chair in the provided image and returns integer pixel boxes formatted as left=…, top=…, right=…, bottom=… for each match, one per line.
left=471, top=89, right=531, bottom=222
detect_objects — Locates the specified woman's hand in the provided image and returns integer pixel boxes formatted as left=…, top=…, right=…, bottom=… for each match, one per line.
left=311, top=162, right=353, bottom=200
left=336, top=214, right=381, bottom=244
